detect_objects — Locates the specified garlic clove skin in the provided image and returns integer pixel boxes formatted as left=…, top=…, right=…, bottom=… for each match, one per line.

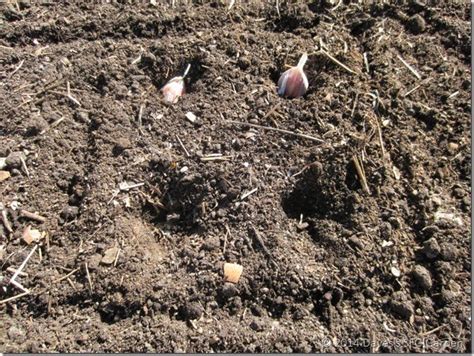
left=277, top=52, right=309, bottom=98
left=161, top=77, right=185, bottom=104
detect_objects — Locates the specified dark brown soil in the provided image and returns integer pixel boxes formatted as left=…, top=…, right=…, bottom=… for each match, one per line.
left=0, top=1, right=471, bottom=353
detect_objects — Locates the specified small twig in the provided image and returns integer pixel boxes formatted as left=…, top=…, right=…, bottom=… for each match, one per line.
left=275, top=0, right=280, bottom=18
left=330, top=0, right=342, bottom=11
left=227, top=0, right=235, bottom=10
left=113, top=248, right=121, bottom=267
left=0, top=291, right=30, bottom=305
left=67, top=277, right=76, bottom=290
left=67, top=81, right=81, bottom=106
left=40, top=116, right=65, bottom=135
left=352, top=155, right=371, bottom=194
left=9, top=279, right=29, bottom=293
left=397, top=54, right=421, bottom=80
left=419, top=324, right=446, bottom=337
left=374, top=116, right=386, bottom=162
left=250, top=226, right=277, bottom=268
left=350, top=92, right=359, bottom=118
left=1, top=208, right=13, bottom=233
left=19, top=209, right=47, bottom=223
left=20, top=156, right=30, bottom=178
left=85, top=262, right=93, bottom=293
left=176, top=135, right=190, bottom=157
left=403, top=84, right=421, bottom=97
left=52, top=268, right=79, bottom=284
left=240, top=187, right=258, bottom=201
left=6, top=267, right=28, bottom=277
left=200, top=155, right=232, bottom=162
left=363, top=52, right=370, bottom=73
left=9, top=59, right=25, bottom=78
left=224, top=224, right=230, bottom=255
left=447, top=91, right=459, bottom=100
left=10, top=245, right=38, bottom=285
left=227, top=120, right=325, bottom=144
left=131, top=54, right=142, bottom=65
left=262, top=102, right=282, bottom=121
left=320, top=48, right=357, bottom=75
left=138, top=103, right=144, bottom=127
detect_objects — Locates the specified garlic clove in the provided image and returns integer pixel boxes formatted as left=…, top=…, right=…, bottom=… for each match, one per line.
left=161, top=64, right=191, bottom=104
left=162, top=77, right=185, bottom=104
left=277, top=52, right=309, bottom=98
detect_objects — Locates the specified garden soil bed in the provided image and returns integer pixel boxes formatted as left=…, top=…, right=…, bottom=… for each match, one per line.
left=0, top=1, right=471, bottom=353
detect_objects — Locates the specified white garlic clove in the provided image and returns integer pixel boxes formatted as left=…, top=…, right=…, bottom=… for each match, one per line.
left=161, top=64, right=191, bottom=104
left=277, top=52, right=309, bottom=98
left=162, top=77, right=185, bottom=104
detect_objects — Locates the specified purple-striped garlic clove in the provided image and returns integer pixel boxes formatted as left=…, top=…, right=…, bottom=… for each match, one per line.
left=277, top=52, right=309, bottom=98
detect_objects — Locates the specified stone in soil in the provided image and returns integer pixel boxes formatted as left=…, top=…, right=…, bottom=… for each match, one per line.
left=406, top=14, right=426, bottom=34
left=411, top=265, right=433, bottom=291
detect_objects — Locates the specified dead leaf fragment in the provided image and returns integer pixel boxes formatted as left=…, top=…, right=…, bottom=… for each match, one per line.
left=101, top=247, right=119, bottom=265
left=224, top=262, right=243, bottom=284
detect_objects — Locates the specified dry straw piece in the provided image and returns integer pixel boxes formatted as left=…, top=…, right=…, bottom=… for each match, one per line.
left=223, top=262, right=243, bottom=284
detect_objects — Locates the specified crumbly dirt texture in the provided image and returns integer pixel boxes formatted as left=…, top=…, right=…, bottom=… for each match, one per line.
left=0, top=1, right=471, bottom=353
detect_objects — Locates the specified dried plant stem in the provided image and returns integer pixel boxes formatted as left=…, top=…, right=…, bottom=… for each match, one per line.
left=20, top=209, right=47, bottom=223
left=0, top=291, right=30, bottom=305
left=397, top=54, right=421, bottom=80
left=320, top=49, right=357, bottom=75
left=352, top=155, right=371, bottom=194
left=10, top=245, right=38, bottom=285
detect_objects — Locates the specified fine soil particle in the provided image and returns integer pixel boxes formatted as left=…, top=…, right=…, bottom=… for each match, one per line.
left=0, top=1, right=471, bottom=353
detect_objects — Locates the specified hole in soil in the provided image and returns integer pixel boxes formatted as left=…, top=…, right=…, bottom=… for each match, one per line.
left=282, top=152, right=356, bottom=222
left=265, top=4, right=319, bottom=33
left=143, top=158, right=233, bottom=234
left=414, top=110, right=437, bottom=130
left=99, top=301, right=142, bottom=324
left=140, top=52, right=207, bottom=93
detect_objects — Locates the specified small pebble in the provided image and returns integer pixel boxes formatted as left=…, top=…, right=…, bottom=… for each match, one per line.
left=183, top=302, right=203, bottom=320
left=249, top=319, right=265, bottom=332
left=220, top=282, right=239, bottom=299
left=5, top=151, right=26, bottom=169
left=101, top=247, right=119, bottom=265
left=60, top=205, right=79, bottom=220
left=411, top=265, right=432, bottom=291
left=422, top=238, right=440, bottom=259
left=390, top=292, right=414, bottom=319
left=8, top=325, right=26, bottom=342
left=406, top=14, right=426, bottom=34
left=440, top=288, right=457, bottom=305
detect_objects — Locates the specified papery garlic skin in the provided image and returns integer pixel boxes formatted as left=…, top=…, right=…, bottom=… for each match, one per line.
left=277, top=52, right=309, bottom=98
left=161, top=77, right=185, bottom=104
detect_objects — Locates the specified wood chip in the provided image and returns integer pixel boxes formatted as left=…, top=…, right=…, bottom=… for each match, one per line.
left=0, top=170, right=11, bottom=182
left=101, top=247, right=119, bottom=265
left=223, top=262, right=243, bottom=284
